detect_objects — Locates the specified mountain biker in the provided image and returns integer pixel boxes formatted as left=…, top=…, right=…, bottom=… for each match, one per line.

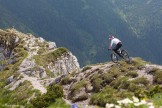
left=108, top=35, right=122, bottom=57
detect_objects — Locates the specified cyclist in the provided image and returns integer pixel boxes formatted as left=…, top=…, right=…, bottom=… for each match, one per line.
left=108, top=35, right=122, bottom=57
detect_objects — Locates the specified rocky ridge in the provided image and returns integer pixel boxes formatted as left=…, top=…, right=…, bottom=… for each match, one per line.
left=57, top=58, right=162, bottom=107
left=0, top=28, right=80, bottom=94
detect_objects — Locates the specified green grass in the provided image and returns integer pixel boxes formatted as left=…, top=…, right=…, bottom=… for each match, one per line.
left=48, top=98, right=70, bottom=108
left=132, top=58, right=148, bottom=69
left=152, top=93, right=162, bottom=106
left=82, top=66, right=92, bottom=72
left=0, top=81, right=40, bottom=107
left=90, top=86, right=133, bottom=107
left=70, top=80, right=89, bottom=97
left=34, top=47, right=68, bottom=67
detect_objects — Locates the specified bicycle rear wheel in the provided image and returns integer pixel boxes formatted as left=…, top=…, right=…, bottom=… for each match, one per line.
left=111, top=53, right=118, bottom=63
left=121, top=50, right=130, bottom=62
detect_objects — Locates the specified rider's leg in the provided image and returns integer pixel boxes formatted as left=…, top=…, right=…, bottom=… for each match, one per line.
left=113, top=42, right=122, bottom=57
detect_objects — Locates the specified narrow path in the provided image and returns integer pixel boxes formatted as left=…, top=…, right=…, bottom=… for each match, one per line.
left=19, top=51, right=47, bottom=93
left=23, top=74, right=47, bottom=93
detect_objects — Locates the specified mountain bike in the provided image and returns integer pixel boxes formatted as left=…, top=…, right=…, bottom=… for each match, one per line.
left=109, top=49, right=131, bottom=63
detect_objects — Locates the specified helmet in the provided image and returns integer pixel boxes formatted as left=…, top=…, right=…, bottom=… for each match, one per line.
left=109, top=35, right=114, bottom=40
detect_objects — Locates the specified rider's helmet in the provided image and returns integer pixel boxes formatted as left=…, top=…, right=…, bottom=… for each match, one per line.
left=109, top=35, right=114, bottom=40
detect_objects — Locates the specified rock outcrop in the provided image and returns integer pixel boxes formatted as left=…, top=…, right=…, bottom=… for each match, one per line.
left=0, top=28, right=80, bottom=94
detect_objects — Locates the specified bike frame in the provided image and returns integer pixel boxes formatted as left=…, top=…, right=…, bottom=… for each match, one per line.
left=109, top=49, right=130, bottom=63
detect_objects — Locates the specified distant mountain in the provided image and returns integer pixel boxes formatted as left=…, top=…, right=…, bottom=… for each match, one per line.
left=110, top=0, right=162, bottom=63
left=0, top=0, right=162, bottom=66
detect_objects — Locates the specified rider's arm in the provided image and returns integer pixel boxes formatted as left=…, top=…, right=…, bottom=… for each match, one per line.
left=109, top=40, right=113, bottom=49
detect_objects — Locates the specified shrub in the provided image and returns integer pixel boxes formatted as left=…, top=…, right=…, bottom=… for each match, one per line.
left=110, top=77, right=129, bottom=89
left=91, top=74, right=103, bottom=92
left=146, top=85, right=162, bottom=97
left=60, top=75, right=72, bottom=85
left=101, top=73, right=114, bottom=86
left=132, top=77, right=149, bottom=86
left=132, top=58, right=147, bottom=69
left=153, top=70, right=162, bottom=84
left=31, top=84, right=63, bottom=108
left=69, top=80, right=89, bottom=97
left=126, top=71, right=138, bottom=78
left=82, top=66, right=92, bottom=72
left=90, top=86, right=118, bottom=107
left=117, top=90, right=134, bottom=99
left=152, top=93, right=162, bottom=106
left=108, top=66, right=121, bottom=78
left=47, top=84, right=63, bottom=98
left=31, top=93, right=56, bottom=108
left=134, top=88, right=147, bottom=99
left=128, top=83, right=139, bottom=92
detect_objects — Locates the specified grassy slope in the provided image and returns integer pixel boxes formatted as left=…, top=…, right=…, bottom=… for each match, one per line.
left=60, top=58, right=162, bottom=107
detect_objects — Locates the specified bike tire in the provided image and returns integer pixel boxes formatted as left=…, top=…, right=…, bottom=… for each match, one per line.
left=111, top=53, right=118, bottom=63
left=121, top=50, right=130, bottom=62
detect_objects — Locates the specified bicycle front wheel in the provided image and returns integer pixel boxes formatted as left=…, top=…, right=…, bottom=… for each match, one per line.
left=111, top=53, right=118, bottom=63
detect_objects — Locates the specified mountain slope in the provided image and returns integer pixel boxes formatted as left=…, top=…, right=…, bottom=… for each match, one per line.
left=0, top=29, right=162, bottom=107
left=58, top=58, right=162, bottom=107
left=0, top=28, right=79, bottom=107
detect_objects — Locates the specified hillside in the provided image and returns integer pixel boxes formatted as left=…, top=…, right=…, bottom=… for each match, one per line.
left=58, top=58, right=162, bottom=107
left=0, top=29, right=161, bottom=107
left=0, top=0, right=162, bottom=66
left=0, top=28, right=79, bottom=107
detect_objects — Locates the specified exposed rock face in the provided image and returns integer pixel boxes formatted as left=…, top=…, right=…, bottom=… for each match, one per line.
left=0, top=28, right=80, bottom=94
left=48, top=52, right=80, bottom=75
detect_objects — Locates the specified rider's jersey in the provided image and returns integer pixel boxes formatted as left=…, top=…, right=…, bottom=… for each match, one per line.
left=110, top=38, right=121, bottom=48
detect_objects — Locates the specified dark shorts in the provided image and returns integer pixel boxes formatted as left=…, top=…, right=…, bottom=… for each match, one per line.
left=113, top=42, right=122, bottom=51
